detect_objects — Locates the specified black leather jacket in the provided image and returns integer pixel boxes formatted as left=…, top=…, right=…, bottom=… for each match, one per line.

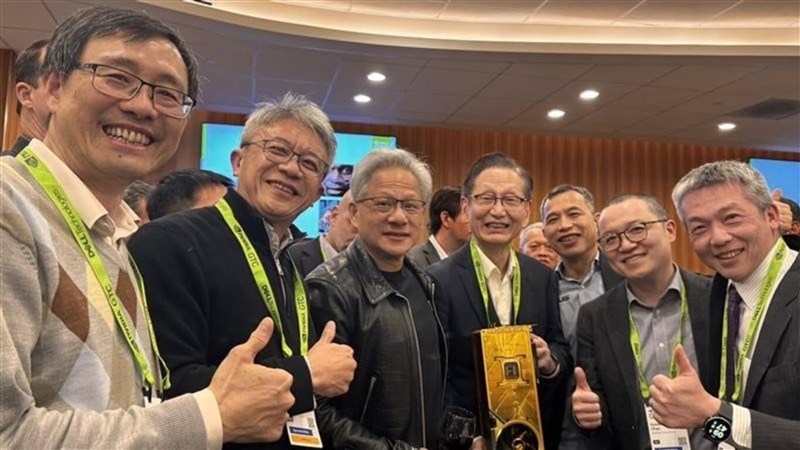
left=306, top=238, right=448, bottom=450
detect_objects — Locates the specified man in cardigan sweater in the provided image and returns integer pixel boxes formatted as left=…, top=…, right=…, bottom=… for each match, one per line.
left=1, top=7, right=294, bottom=449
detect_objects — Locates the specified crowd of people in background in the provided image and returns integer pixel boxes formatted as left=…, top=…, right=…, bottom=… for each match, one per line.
left=2, top=5, right=798, bottom=450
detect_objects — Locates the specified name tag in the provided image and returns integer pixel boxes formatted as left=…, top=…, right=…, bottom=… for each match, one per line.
left=287, top=410, right=323, bottom=448
left=645, top=404, right=691, bottom=450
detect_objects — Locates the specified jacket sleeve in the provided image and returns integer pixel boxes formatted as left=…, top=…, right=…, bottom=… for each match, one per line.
left=574, top=303, right=613, bottom=445
left=543, top=270, right=573, bottom=379
left=307, top=276, right=415, bottom=450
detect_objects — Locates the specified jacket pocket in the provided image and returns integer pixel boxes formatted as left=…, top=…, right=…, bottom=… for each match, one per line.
left=359, top=374, right=379, bottom=424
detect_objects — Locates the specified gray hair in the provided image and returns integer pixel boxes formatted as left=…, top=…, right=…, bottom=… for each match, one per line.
left=606, top=193, right=668, bottom=220
left=672, top=160, right=772, bottom=222
left=350, top=148, right=432, bottom=202
left=519, top=221, right=545, bottom=243
left=242, top=92, right=337, bottom=163
left=123, top=180, right=153, bottom=210
left=540, top=184, right=596, bottom=219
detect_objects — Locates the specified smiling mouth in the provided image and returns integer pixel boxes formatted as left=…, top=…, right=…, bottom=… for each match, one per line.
left=558, top=234, right=580, bottom=244
left=623, top=254, right=646, bottom=264
left=103, top=126, right=152, bottom=146
left=716, top=249, right=744, bottom=260
left=268, top=181, right=297, bottom=195
left=485, top=223, right=509, bottom=230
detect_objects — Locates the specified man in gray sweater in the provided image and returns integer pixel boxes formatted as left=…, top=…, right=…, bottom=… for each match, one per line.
left=0, top=6, right=294, bottom=449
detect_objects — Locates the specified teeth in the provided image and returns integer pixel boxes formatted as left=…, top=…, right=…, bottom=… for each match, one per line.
left=560, top=235, right=578, bottom=243
left=625, top=255, right=644, bottom=263
left=104, top=126, right=151, bottom=145
left=270, top=182, right=295, bottom=195
left=718, top=249, right=742, bottom=259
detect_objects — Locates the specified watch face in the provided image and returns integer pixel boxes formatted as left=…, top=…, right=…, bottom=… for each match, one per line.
left=704, top=417, right=732, bottom=443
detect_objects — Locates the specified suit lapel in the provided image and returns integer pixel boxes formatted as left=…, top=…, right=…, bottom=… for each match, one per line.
left=742, top=258, right=800, bottom=406
left=424, top=240, right=440, bottom=267
left=683, top=270, right=711, bottom=383
left=601, top=287, right=643, bottom=414
left=454, top=247, right=490, bottom=328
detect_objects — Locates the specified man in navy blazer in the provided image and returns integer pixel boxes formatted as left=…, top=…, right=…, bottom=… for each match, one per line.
left=572, top=194, right=712, bottom=450
left=428, top=153, right=571, bottom=450
left=649, top=160, right=799, bottom=449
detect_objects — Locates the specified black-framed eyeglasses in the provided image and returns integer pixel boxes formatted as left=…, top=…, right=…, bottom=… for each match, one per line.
left=77, top=63, right=194, bottom=118
left=470, top=193, right=529, bottom=209
left=241, top=139, right=330, bottom=177
left=598, top=219, right=667, bottom=251
left=357, top=197, right=426, bottom=215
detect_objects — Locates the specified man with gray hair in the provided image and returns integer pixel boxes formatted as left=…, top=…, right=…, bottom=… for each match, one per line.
left=648, top=160, right=799, bottom=449
left=129, top=93, right=357, bottom=449
left=306, top=149, right=446, bottom=449
left=520, top=221, right=559, bottom=269
left=8, top=38, right=49, bottom=154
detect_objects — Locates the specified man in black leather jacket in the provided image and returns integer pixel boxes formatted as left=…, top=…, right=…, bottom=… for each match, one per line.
left=307, top=149, right=447, bottom=450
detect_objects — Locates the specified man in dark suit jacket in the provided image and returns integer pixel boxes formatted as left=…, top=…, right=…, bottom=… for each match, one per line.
left=427, top=154, right=571, bottom=450
left=408, top=186, right=470, bottom=269
left=572, top=194, right=712, bottom=450
left=649, top=160, right=800, bottom=449
left=290, top=191, right=356, bottom=277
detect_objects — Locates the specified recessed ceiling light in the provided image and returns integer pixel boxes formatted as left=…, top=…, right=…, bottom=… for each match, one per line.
left=718, top=122, right=736, bottom=131
left=547, top=109, right=566, bottom=119
left=580, top=89, right=600, bottom=101
left=367, top=72, right=386, bottom=82
left=353, top=94, right=371, bottom=103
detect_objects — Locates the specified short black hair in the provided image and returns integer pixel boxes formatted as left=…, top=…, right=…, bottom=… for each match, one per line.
left=147, top=169, right=233, bottom=220
left=429, top=186, right=463, bottom=235
left=461, top=152, right=533, bottom=199
left=540, top=184, right=595, bottom=219
left=42, top=6, right=199, bottom=101
left=779, top=196, right=800, bottom=222
left=123, top=180, right=153, bottom=211
left=14, top=38, right=48, bottom=114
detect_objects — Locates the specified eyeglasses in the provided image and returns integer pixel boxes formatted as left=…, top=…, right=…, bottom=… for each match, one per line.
left=241, top=139, right=330, bottom=177
left=357, top=197, right=426, bottom=215
left=77, top=63, right=193, bottom=118
left=598, top=219, right=667, bottom=251
left=470, top=193, right=528, bottom=209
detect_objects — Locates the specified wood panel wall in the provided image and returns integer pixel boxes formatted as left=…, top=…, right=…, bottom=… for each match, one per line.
left=170, top=110, right=800, bottom=274
left=1, top=48, right=19, bottom=151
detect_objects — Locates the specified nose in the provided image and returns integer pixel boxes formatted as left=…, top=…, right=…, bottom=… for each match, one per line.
left=617, top=233, right=637, bottom=252
left=277, top=154, right=304, bottom=178
left=708, top=222, right=732, bottom=247
left=119, top=84, right=158, bottom=120
left=387, top=203, right=409, bottom=224
left=489, top=199, right=507, bottom=217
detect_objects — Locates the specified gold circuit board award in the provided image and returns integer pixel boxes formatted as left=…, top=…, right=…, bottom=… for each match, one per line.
left=472, top=325, right=544, bottom=450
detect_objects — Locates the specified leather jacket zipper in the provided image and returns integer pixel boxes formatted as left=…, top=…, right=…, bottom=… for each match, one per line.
left=398, top=293, right=426, bottom=447
left=359, top=374, right=378, bottom=423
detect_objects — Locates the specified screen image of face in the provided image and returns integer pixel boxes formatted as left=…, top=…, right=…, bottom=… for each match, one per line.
left=201, top=123, right=396, bottom=237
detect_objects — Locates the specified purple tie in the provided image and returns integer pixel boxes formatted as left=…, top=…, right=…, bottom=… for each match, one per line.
left=726, top=285, right=743, bottom=400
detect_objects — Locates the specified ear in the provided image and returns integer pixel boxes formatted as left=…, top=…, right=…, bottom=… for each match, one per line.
left=440, top=211, right=451, bottom=229
left=42, top=72, right=63, bottom=115
left=764, top=202, right=781, bottom=231
left=230, top=149, right=243, bottom=178
left=15, top=82, right=34, bottom=108
left=348, top=201, right=359, bottom=231
left=665, top=219, right=678, bottom=243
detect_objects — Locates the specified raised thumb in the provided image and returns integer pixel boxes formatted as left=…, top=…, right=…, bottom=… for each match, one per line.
left=319, top=320, right=336, bottom=344
left=239, top=317, right=274, bottom=362
left=771, top=188, right=783, bottom=200
left=575, top=367, right=592, bottom=392
left=674, top=344, right=695, bottom=375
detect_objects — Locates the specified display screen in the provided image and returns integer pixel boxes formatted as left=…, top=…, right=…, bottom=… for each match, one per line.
left=201, top=123, right=397, bottom=237
left=748, top=158, right=800, bottom=203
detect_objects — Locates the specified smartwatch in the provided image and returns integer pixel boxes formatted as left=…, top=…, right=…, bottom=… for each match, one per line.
left=703, top=401, right=733, bottom=444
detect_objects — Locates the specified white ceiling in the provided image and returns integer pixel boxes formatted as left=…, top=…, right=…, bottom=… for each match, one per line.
left=1, top=0, right=799, bottom=152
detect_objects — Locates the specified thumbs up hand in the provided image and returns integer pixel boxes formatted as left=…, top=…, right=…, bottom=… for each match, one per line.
left=572, top=367, right=603, bottom=429
left=210, top=318, right=296, bottom=442
left=307, top=321, right=357, bottom=397
left=648, top=345, right=721, bottom=429
left=771, top=188, right=792, bottom=234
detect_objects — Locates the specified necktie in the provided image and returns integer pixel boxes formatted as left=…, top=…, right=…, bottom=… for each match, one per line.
left=725, top=284, right=743, bottom=400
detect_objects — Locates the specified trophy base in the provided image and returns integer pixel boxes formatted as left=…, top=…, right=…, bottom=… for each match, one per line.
left=494, top=420, right=541, bottom=450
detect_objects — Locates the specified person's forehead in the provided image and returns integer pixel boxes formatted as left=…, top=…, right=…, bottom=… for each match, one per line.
left=474, top=167, right=524, bottom=188
left=546, top=190, right=590, bottom=213
left=82, top=35, right=188, bottom=90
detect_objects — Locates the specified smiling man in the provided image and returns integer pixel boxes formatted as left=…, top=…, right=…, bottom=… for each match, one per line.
left=519, top=221, right=559, bottom=269
left=128, top=94, right=357, bottom=449
left=428, top=152, right=571, bottom=449
left=1, top=6, right=296, bottom=448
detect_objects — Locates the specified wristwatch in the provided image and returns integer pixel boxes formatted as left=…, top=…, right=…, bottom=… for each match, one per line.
left=703, top=401, right=733, bottom=444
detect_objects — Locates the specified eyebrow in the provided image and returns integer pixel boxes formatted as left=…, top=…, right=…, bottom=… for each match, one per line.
left=95, top=55, right=187, bottom=92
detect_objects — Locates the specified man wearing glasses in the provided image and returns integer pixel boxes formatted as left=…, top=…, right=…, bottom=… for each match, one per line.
left=128, top=93, right=357, bottom=449
left=427, top=153, right=571, bottom=450
left=571, top=194, right=712, bottom=450
left=1, top=6, right=299, bottom=448
left=306, top=149, right=446, bottom=449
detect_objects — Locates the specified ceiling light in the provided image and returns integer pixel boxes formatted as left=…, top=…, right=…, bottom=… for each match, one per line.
left=353, top=94, right=371, bottom=103
left=367, top=72, right=386, bottom=82
left=547, top=109, right=565, bottom=119
left=717, top=122, right=736, bottom=131
left=580, top=89, right=600, bottom=101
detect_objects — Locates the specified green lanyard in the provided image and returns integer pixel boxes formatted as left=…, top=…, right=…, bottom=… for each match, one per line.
left=718, top=239, right=787, bottom=403
left=16, top=147, right=169, bottom=391
left=215, top=199, right=309, bottom=357
left=628, top=282, right=688, bottom=399
left=469, top=239, right=522, bottom=325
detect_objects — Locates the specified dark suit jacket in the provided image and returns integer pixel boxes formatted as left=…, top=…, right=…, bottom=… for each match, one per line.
left=575, top=268, right=712, bottom=450
left=597, top=252, right=624, bottom=292
left=288, top=236, right=325, bottom=277
left=407, top=238, right=441, bottom=270
left=705, top=249, right=800, bottom=450
left=427, top=245, right=572, bottom=450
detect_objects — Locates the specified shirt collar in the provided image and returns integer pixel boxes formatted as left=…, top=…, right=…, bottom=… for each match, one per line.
left=319, top=234, right=339, bottom=260
left=264, top=220, right=295, bottom=260
left=731, top=239, right=782, bottom=311
left=626, top=263, right=683, bottom=306
left=27, top=139, right=139, bottom=242
left=475, top=242, right=517, bottom=280
left=429, top=235, right=449, bottom=260
left=555, top=249, right=601, bottom=283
